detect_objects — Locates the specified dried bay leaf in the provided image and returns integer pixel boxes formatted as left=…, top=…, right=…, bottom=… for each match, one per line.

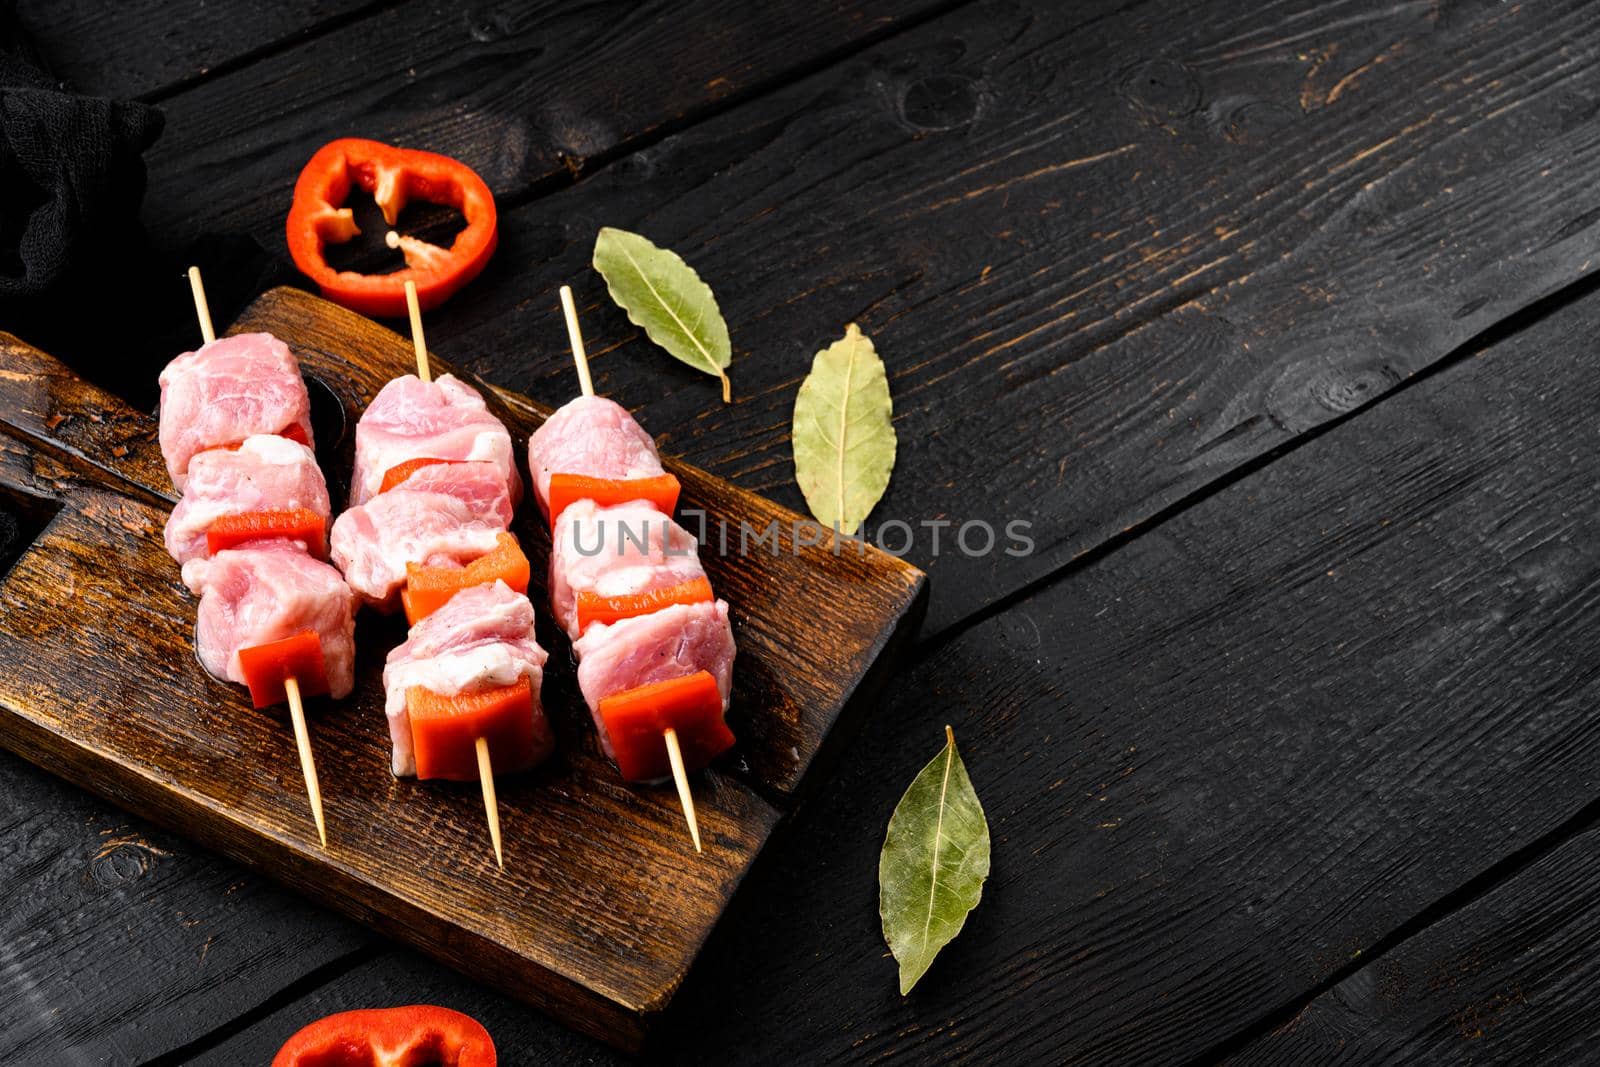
left=792, top=323, right=896, bottom=536
left=592, top=226, right=732, bottom=401
left=880, top=726, right=990, bottom=994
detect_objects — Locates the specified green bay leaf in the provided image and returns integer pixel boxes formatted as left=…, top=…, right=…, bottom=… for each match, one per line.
left=592, top=226, right=732, bottom=401
left=880, top=725, right=990, bottom=995
left=791, top=323, right=897, bottom=536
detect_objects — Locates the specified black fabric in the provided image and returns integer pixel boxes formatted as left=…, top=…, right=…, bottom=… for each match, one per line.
left=0, top=4, right=300, bottom=404
left=0, top=0, right=164, bottom=302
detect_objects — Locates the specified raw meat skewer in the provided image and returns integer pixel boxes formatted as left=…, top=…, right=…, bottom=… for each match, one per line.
left=402, top=278, right=506, bottom=868
left=183, top=266, right=331, bottom=846
left=548, top=284, right=741, bottom=853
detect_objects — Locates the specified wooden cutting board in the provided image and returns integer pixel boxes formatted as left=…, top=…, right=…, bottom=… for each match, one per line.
left=0, top=287, right=926, bottom=1051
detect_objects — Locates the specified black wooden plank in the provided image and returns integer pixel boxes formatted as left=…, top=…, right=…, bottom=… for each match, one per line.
left=0, top=751, right=370, bottom=1065
left=1228, top=822, right=1600, bottom=1064
left=11, top=0, right=384, bottom=99
left=389, top=0, right=1600, bottom=638
left=20, top=0, right=1600, bottom=1057
left=182, top=948, right=609, bottom=1065
left=138, top=0, right=959, bottom=244
left=143, top=201, right=1600, bottom=1062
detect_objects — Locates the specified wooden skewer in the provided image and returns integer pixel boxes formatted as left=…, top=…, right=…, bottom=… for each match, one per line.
left=284, top=677, right=328, bottom=848
left=476, top=736, right=504, bottom=869
left=559, top=285, right=595, bottom=398
left=400, top=274, right=431, bottom=383
left=663, top=728, right=701, bottom=852
left=189, top=265, right=326, bottom=846
left=399, top=276, right=502, bottom=866
left=187, top=265, right=215, bottom=344
left=558, top=284, right=702, bottom=853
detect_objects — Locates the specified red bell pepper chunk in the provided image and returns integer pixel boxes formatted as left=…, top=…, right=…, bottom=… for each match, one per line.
left=546, top=472, right=681, bottom=526
left=400, top=533, right=530, bottom=626
left=407, top=676, right=538, bottom=781
left=237, top=630, right=329, bottom=709
left=286, top=138, right=498, bottom=317
left=206, top=507, right=327, bottom=558
left=576, top=576, right=713, bottom=632
left=213, top=421, right=310, bottom=453
left=272, top=1005, right=496, bottom=1067
left=378, top=456, right=455, bottom=494
left=598, top=670, right=733, bottom=782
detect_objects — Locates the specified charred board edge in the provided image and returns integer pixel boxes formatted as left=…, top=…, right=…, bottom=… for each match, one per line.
left=0, top=332, right=172, bottom=502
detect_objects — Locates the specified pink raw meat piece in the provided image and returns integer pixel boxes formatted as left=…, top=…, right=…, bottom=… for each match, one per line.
left=181, top=539, right=355, bottom=700
left=163, top=434, right=330, bottom=564
left=382, top=581, right=551, bottom=777
left=329, top=461, right=513, bottom=610
left=158, top=333, right=313, bottom=490
left=526, top=395, right=663, bottom=519
left=548, top=498, right=708, bottom=639
left=571, top=599, right=735, bottom=758
left=350, top=373, right=519, bottom=507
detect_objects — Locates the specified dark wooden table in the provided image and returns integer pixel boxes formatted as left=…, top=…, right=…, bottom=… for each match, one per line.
left=8, top=1, right=1600, bottom=1063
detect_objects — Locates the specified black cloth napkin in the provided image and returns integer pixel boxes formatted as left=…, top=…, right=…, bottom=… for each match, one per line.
left=0, top=0, right=164, bottom=303
left=0, top=5, right=299, bottom=404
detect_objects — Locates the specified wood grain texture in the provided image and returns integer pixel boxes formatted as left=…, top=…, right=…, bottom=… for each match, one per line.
left=0, top=333, right=169, bottom=502
left=8, top=0, right=1600, bottom=1060
left=1229, top=824, right=1600, bottom=1065
left=0, top=750, right=370, bottom=1065
left=198, top=259, right=1600, bottom=1061
left=188, top=946, right=610, bottom=1065
left=626, top=248, right=1600, bottom=1063
left=0, top=289, right=922, bottom=1051
left=377, top=0, right=1600, bottom=638
left=139, top=0, right=954, bottom=245
left=12, top=0, right=382, bottom=99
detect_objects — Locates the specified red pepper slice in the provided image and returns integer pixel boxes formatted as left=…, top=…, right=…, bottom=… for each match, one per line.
left=379, top=456, right=456, bottom=494
left=286, top=138, right=498, bottom=317
left=237, top=630, right=329, bottom=709
left=576, top=576, right=713, bottom=632
left=400, top=532, right=530, bottom=626
left=271, top=1004, right=496, bottom=1067
left=408, top=676, right=537, bottom=781
left=206, top=507, right=327, bottom=559
left=546, top=472, right=681, bottom=526
left=598, top=670, right=733, bottom=782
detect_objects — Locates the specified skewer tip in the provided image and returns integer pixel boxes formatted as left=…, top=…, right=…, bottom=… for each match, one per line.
left=403, top=280, right=431, bottom=382
left=476, top=736, right=504, bottom=869
left=559, top=285, right=596, bottom=397
left=186, top=265, right=216, bottom=345
left=283, top=676, right=327, bottom=848
left=663, top=728, right=702, bottom=853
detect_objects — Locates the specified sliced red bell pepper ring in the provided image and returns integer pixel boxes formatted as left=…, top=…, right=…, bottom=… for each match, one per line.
left=206, top=507, right=327, bottom=559
left=546, top=472, right=681, bottom=526
left=598, top=670, right=733, bottom=782
left=408, top=676, right=538, bottom=781
left=576, top=576, right=713, bottom=632
left=271, top=1004, right=496, bottom=1067
left=379, top=456, right=456, bottom=494
left=400, top=532, right=530, bottom=626
left=237, top=630, right=329, bottom=709
left=286, top=138, right=498, bottom=317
